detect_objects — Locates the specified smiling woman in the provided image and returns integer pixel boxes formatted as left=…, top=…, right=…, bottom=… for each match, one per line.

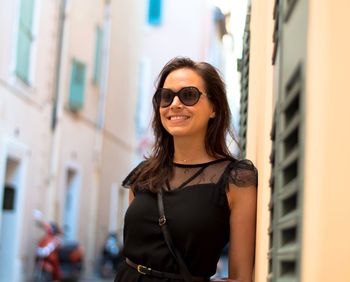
left=114, top=57, right=257, bottom=282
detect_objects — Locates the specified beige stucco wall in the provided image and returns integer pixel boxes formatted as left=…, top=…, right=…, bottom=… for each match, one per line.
left=51, top=0, right=106, bottom=273
left=52, top=0, right=143, bottom=273
left=302, top=0, right=350, bottom=280
left=0, top=0, right=143, bottom=277
left=246, top=0, right=274, bottom=281
left=0, top=0, right=60, bottom=279
left=96, top=0, right=144, bottom=267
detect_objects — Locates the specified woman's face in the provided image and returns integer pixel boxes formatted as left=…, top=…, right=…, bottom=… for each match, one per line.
left=159, top=68, right=215, bottom=140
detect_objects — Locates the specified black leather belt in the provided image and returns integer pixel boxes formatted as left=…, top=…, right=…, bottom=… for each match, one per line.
left=125, top=258, right=209, bottom=281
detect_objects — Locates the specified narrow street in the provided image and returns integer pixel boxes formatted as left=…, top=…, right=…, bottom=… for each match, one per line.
left=80, top=275, right=113, bottom=282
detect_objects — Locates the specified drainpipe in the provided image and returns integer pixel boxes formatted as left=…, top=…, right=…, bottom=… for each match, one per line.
left=51, top=0, right=66, bottom=131
left=47, top=0, right=68, bottom=220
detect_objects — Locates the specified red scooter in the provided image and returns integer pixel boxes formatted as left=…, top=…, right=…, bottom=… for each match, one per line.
left=33, top=216, right=84, bottom=282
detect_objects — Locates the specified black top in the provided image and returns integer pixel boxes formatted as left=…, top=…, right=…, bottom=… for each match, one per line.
left=114, top=159, right=257, bottom=281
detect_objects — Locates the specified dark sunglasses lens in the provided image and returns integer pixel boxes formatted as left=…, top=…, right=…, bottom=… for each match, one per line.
left=159, top=89, right=174, bottom=107
left=156, top=87, right=201, bottom=107
left=179, top=87, right=200, bottom=106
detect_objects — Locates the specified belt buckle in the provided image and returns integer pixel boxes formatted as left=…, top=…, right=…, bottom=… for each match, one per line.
left=137, top=264, right=148, bottom=275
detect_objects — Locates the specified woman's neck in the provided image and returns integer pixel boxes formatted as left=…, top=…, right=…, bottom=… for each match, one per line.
left=172, top=136, right=214, bottom=164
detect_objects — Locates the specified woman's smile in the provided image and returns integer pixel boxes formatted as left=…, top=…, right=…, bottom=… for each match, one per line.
left=167, top=115, right=190, bottom=121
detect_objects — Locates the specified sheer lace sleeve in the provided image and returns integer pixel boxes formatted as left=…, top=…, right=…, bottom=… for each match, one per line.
left=227, top=159, right=258, bottom=188
left=121, top=161, right=146, bottom=188
left=213, top=159, right=257, bottom=206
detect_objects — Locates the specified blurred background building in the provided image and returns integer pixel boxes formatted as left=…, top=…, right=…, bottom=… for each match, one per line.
left=0, top=0, right=240, bottom=280
left=1, top=0, right=349, bottom=281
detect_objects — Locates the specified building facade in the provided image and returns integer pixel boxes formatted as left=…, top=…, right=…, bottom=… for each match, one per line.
left=240, top=0, right=350, bottom=281
left=0, top=0, right=60, bottom=280
left=0, top=0, right=142, bottom=280
left=0, top=0, right=230, bottom=281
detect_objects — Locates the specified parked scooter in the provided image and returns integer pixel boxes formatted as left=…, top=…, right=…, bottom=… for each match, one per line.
left=33, top=211, right=84, bottom=282
left=99, top=232, right=123, bottom=278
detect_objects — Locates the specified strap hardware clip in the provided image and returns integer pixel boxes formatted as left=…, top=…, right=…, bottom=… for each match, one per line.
left=158, top=215, right=166, bottom=226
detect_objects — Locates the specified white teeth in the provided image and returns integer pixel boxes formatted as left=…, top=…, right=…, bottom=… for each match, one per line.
left=169, top=115, right=189, bottom=120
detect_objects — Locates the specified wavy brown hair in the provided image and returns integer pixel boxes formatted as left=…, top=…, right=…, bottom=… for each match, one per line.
left=129, top=57, right=239, bottom=192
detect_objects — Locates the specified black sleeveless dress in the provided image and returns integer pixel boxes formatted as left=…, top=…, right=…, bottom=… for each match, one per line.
left=114, top=159, right=257, bottom=281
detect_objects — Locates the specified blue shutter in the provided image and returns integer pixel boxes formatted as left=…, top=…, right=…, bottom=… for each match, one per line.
left=93, top=26, right=103, bottom=85
left=148, top=0, right=162, bottom=25
left=69, top=60, right=86, bottom=111
left=16, top=0, right=35, bottom=83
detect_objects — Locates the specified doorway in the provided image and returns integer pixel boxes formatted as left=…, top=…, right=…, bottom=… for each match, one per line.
left=62, top=168, right=80, bottom=242
left=0, top=156, right=25, bottom=282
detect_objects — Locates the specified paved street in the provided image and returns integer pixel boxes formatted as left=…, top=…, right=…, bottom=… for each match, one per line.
left=80, top=274, right=114, bottom=282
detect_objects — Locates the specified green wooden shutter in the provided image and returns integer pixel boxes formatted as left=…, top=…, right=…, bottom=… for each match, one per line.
left=16, top=0, right=35, bottom=83
left=269, top=65, right=304, bottom=282
left=148, top=0, right=162, bottom=25
left=69, top=60, right=86, bottom=111
left=93, top=26, right=103, bottom=85
left=268, top=0, right=306, bottom=281
left=272, top=0, right=280, bottom=65
left=238, top=9, right=251, bottom=158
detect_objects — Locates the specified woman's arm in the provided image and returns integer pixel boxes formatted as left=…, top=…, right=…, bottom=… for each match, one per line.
left=227, top=184, right=257, bottom=282
left=128, top=189, right=135, bottom=204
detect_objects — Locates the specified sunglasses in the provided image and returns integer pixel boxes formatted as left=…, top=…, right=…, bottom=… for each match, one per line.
left=154, top=86, right=208, bottom=108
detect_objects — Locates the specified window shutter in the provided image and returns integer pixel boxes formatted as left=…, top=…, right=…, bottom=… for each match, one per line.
left=269, top=63, right=303, bottom=282
left=238, top=9, right=251, bottom=158
left=268, top=0, right=306, bottom=280
left=272, top=0, right=280, bottom=65
left=269, top=70, right=302, bottom=282
left=69, top=60, right=86, bottom=111
left=16, top=0, right=35, bottom=83
left=93, top=26, right=103, bottom=85
left=148, top=0, right=162, bottom=25
left=21, top=0, right=35, bottom=28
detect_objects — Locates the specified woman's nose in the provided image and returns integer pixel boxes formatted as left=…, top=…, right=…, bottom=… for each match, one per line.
left=170, top=96, right=183, bottom=109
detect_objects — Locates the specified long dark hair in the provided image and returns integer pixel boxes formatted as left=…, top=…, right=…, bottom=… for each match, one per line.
left=131, top=57, right=239, bottom=192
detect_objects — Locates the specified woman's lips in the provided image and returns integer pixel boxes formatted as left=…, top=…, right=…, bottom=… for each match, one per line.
left=168, top=115, right=190, bottom=121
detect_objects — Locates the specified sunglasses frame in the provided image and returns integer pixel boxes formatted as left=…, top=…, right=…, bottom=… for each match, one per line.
left=154, top=86, right=207, bottom=108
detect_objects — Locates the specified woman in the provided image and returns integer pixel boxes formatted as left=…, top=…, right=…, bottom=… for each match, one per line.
left=114, top=57, right=257, bottom=282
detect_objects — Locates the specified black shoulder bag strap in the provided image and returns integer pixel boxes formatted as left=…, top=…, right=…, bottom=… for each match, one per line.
left=157, top=190, right=193, bottom=282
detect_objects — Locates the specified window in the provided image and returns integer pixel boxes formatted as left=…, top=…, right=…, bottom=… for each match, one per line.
left=15, top=0, right=35, bottom=83
left=93, top=26, right=103, bottom=85
left=2, top=184, right=16, bottom=211
left=69, top=60, right=86, bottom=111
left=148, top=0, right=162, bottom=26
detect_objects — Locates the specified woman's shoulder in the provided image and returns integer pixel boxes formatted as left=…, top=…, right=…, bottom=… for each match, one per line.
left=121, top=160, right=148, bottom=188
left=223, top=158, right=258, bottom=188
